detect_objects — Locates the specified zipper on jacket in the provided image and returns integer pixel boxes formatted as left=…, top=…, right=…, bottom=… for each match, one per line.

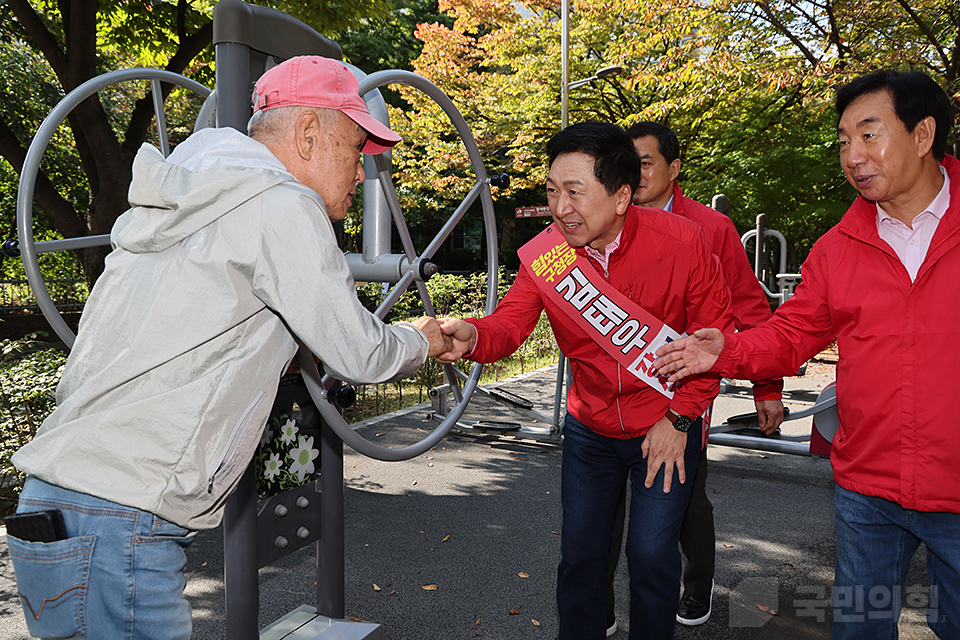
left=207, top=391, right=265, bottom=493
left=616, top=366, right=627, bottom=436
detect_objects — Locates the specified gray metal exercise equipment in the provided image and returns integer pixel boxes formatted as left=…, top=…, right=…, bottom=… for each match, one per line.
left=14, top=0, right=498, bottom=637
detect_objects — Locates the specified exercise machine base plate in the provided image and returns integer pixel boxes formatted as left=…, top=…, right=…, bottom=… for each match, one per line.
left=260, top=605, right=382, bottom=640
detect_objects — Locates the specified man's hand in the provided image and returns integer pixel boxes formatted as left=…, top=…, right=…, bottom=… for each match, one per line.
left=435, top=318, right=478, bottom=364
left=641, top=416, right=688, bottom=493
left=653, top=328, right=725, bottom=382
left=412, top=317, right=454, bottom=359
left=756, top=399, right=785, bottom=434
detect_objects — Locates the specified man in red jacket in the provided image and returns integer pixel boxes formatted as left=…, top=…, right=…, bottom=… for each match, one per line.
left=599, top=122, right=785, bottom=631
left=654, top=70, right=960, bottom=640
left=439, top=121, right=733, bottom=640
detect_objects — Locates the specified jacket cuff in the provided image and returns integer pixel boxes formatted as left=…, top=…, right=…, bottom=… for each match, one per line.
left=751, top=378, right=783, bottom=401
left=711, top=333, right=738, bottom=376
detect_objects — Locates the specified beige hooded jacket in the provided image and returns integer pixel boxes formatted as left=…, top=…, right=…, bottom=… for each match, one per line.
left=13, top=127, right=428, bottom=529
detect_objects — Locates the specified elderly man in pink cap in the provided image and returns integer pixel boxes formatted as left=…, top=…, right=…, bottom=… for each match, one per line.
left=8, top=56, right=448, bottom=640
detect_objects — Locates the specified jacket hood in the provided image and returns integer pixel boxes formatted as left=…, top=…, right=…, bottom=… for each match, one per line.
left=113, top=127, right=295, bottom=253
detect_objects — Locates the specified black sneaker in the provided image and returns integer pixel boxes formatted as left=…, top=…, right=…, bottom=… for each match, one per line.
left=676, top=581, right=714, bottom=626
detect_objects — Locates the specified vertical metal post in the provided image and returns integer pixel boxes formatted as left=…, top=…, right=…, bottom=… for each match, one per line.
left=224, top=464, right=260, bottom=640
left=552, top=353, right=565, bottom=434
left=362, top=155, right=392, bottom=263
left=214, top=42, right=253, bottom=131
left=560, top=0, right=569, bottom=130
left=554, top=0, right=571, bottom=434
left=317, top=417, right=345, bottom=618
left=754, top=213, right=768, bottom=285
left=711, top=193, right=731, bottom=217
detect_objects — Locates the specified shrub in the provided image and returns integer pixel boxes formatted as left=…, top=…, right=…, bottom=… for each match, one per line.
left=0, top=335, right=67, bottom=516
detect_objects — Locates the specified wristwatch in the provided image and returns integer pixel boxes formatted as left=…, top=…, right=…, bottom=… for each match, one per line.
left=665, top=408, right=694, bottom=433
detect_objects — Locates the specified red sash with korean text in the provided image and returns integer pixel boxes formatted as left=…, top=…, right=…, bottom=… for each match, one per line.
left=518, top=224, right=683, bottom=398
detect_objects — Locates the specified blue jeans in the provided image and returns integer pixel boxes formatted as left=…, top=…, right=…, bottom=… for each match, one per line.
left=833, top=485, right=960, bottom=640
left=557, top=414, right=701, bottom=640
left=7, top=478, right=196, bottom=640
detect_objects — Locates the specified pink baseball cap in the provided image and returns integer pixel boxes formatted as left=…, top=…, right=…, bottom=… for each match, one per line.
left=253, top=56, right=401, bottom=155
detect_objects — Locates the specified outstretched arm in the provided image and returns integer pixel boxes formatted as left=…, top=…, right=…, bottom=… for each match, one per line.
left=652, top=328, right=725, bottom=382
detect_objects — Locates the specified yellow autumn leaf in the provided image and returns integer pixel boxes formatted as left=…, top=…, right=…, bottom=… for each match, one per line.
left=532, top=619, right=541, bottom=626
left=442, top=535, right=451, bottom=542
left=373, top=584, right=382, bottom=592
left=422, top=584, right=439, bottom=591
left=518, top=572, right=529, bottom=578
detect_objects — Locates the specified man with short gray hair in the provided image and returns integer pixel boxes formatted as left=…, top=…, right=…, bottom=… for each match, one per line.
left=8, top=55, right=448, bottom=640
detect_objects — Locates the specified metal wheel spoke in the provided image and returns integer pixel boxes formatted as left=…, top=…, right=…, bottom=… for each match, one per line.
left=373, top=154, right=417, bottom=260
left=443, top=363, right=464, bottom=403
left=374, top=272, right=414, bottom=320
left=421, top=180, right=484, bottom=261
left=17, top=68, right=211, bottom=348
left=151, top=79, right=171, bottom=158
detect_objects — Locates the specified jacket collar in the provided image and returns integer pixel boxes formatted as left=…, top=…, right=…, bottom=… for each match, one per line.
left=839, top=155, right=960, bottom=242
left=838, top=155, right=960, bottom=282
left=574, top=202, right=640, bottom=261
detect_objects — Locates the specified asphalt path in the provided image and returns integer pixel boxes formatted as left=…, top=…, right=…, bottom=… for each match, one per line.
left=0, top=364, right=939, bottom=639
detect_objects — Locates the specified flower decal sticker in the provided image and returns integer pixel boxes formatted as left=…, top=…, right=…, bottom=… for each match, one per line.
left=288, top=435, right=320, bottom=483
left=264, top=452, right=282, bottom=481
left=279, top=418, right=299, bottom=444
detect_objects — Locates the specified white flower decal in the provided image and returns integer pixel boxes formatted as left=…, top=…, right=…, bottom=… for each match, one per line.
left=264, top=452, right=283, bottom=481
left=288, top=435, right=319, bottom=483
left=279, top=418, right=299, bottom=444
left=259, top=425, right=273, bottom=447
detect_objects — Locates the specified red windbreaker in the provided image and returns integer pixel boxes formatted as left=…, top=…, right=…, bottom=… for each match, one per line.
left=714, top=156, right=960, bottom=513
left=468, top=205, right=733, bottom=439
left=670, top=184, right=783, bottom=401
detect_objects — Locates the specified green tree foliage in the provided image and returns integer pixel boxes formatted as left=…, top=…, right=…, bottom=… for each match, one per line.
left=0, top=0, right=390, bottom=288
left=397, top=0, right=960, bottom=266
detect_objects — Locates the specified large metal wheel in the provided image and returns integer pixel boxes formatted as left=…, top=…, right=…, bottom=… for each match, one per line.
left=301, top=69, right=499, bottom=461
left=15, top=68, right=212, bottom=348
left=16, top=67, right=498, bottom=462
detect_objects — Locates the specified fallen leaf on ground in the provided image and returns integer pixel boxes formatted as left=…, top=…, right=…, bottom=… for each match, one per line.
left=422, top=584, right=439, bottom=591
left=518, top=572, right=529, bottom=578
left=475, top=618, right=481, bottom=626
left=509, top=608, right=521, bottom=615
left=757, top=604, right=777, bottom=615
left=442, top=535, right=450, bottom=542
left=532, top=619, right=541, bottom=627
left=724, top=544, right=734, bottom=548
left=373, top=584, right=381, bottom=591
left=375, top=433, right=385, bottom=437
left=349, top=616, right=362, bottom=622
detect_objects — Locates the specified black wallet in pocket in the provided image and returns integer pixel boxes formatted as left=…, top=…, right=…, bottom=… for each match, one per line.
left=4, top=509, right=68, bottom=542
